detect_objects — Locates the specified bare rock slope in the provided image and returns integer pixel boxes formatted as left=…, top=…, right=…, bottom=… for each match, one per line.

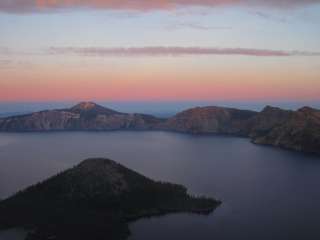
left=0, top=102, right=164, bottom=131
left=1, top=102, right=319, bottom=154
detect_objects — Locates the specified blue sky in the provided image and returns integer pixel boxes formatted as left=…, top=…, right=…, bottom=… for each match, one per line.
left=1, top=5, right=320, bottom=51
left=0, top=1, right=320, bottom=102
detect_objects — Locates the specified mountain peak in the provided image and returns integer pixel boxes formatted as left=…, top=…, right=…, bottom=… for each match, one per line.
left=72, top=102, right=99, bottom=110
left=70, top=102, right=121, bottom=115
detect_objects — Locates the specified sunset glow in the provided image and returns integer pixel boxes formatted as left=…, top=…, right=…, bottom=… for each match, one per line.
left=0, top=1, right=320, bottom=102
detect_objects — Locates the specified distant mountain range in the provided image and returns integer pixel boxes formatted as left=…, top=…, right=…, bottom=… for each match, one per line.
left=0, top=102, right=319, bottom=155
left=0, top=112, right=30, bottom=118
left=0, top=158, right=219, bottom=240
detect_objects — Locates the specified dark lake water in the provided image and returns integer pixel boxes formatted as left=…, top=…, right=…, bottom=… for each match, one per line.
left=0, top=131, right=320, bottom=240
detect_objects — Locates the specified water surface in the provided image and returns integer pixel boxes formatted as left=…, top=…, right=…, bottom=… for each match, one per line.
left=0, top=131, right=319, bottom=240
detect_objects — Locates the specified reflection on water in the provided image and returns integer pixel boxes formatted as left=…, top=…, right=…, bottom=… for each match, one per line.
left=0, top=131, right=319, bottom=240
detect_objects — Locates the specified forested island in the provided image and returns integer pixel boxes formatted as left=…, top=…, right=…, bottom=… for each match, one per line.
left=0, top=158, right=220, bottom=240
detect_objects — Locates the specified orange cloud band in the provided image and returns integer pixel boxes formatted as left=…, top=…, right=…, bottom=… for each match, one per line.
left=1, top=0, right=319, bottom=13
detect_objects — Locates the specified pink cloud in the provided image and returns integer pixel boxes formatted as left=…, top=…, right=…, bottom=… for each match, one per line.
left=0, top=0, right=320, bottom=13
left=48, top=46, right=320, bottom=57
left=165, top=22, right=232, bottom=31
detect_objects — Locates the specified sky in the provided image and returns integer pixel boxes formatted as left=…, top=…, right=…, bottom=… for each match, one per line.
left=0, top=0, right=320, bottom=103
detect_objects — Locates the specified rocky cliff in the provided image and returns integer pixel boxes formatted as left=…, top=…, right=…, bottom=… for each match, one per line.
left=0, top=102, right=164, bottom=131
left=0, top=102, right=319, bottom=155
left=250, top=106, right=320, bottom=154
left=163, top=105, right=320, bottom=154
left=162, top=106, right=257, bottom=136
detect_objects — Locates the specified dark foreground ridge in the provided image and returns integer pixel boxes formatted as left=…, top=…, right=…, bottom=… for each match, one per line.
left=0, top=158, right=220, bottom=240
left=0, top=102, right=319, bottom=154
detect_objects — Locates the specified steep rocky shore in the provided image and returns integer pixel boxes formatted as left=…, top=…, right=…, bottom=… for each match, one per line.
left=0, top=102, right=164, bottom=131
left=163, top=105, right=320, bottom=155
left=250, top=106, right=320, bottom=154
left=162, top=106, right=256, bottom=136
left=0, top=102, right=319, bottom=155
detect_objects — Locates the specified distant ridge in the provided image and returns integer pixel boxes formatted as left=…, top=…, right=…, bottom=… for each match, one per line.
left=0, top=102, right=164, bottom=131
left=0, top=102, right=319, bottom=155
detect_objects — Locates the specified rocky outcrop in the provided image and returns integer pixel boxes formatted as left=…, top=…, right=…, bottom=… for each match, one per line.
left=0, top=102, right=164, bottom=131
left=161, top=105, right=320, bottom=155
left=251, top=107, right=320, bottom=154
left=162, top=106, right=257, bottom=136
left=0, top=102, right=319, bottom=155
left=248, top=106, right=294, bottom=139
left=0, top=158, right=220, bottom=240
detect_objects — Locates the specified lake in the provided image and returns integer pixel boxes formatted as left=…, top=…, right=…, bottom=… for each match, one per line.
left=0, top=131, right=320, bottom=240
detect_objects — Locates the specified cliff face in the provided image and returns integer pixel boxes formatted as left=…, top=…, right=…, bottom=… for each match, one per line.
left=0, top=158, right=220, bottom=240
left=248, top=106, right=294, bottom=139
left=0, top=102, right=319, bottom=155
left=162, top=105, right=320, bottom=155
left=251, top=107, right=320, bottom=154
left=0, top=102, right=164, bottom=131
left=162, top=106, right=257, bottom=136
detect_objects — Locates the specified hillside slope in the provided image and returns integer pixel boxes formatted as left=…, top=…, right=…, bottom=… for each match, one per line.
left=0, top=158, right=220, bottom=240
